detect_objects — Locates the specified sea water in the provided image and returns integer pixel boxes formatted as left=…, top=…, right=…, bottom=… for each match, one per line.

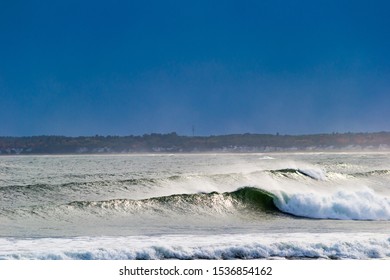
left=0, top=152, right=390, bottom=259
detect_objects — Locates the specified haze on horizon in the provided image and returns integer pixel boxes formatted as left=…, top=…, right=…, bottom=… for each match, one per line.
left=1, top=0, right=389, bottom=137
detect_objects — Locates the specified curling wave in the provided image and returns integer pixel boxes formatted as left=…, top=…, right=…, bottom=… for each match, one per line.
left=66, top=187, right=279, bottom=216
left=5, top=186, right=390, bottom=221
left=69, top=186, right=390, bottom=221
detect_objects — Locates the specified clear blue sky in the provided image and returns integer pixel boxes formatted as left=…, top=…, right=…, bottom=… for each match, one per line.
left=1, top=0, right=389, bottom=136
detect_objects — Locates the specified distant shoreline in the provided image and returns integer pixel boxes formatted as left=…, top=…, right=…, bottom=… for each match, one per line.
left=1, top=132, right=390, bottom=155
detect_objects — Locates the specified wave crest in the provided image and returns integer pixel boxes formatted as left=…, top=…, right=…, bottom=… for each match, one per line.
left=274, top=188, right=390, bottom=220
left=3, top=186, right=390, bottom=221
left=67, top=186, right=390, bottom=220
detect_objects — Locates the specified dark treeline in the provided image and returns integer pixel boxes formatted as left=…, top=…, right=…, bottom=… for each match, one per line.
left=1, top=132, right=390, bottom=154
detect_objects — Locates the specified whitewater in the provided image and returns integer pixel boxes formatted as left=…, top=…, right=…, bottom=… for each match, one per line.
left=1, top=152, right=390, bottom=259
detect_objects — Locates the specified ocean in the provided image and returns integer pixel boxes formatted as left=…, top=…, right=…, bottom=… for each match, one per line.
left=0, top=152, right=390, bottom=260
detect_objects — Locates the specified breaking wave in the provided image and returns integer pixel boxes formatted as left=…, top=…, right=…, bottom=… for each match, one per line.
left=65, top=187, right=279, bottom=218
left=269, top=168, right=326, bottom=180
left=1, top=233, right=389, bottom=260
left=4, top=186, right=390, bottom=221
left=274, top=187, right=390, bottom=220
left=67, top=185, right=390, bottom=220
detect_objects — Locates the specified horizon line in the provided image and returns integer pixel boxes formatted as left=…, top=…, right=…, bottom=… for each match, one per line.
left=1, top=131, right=390, bottom=138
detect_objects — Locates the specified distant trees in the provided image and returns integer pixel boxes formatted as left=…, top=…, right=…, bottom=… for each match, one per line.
left=0, top=132, right=390, bottom=154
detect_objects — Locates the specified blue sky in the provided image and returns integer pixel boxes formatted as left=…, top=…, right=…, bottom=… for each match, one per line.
left=1, top=0, right=389, bottom=136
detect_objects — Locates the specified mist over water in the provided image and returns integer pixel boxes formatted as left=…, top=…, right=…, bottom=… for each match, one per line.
left=1, top=152, right=390, bottom=259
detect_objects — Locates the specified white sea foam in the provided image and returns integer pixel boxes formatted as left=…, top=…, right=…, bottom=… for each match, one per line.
left=274, top=187, right=390, bottom=220
left=258, top=156, right=275, bottom=160
left=1, top=233, right=389, bottom=260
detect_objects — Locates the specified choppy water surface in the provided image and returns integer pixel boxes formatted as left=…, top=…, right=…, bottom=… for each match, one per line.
left=1, top=152, right=390, bottom=259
